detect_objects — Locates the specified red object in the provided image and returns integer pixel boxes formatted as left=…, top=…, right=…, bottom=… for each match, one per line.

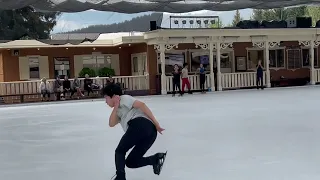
left=182, top=78, right=191, bottom=92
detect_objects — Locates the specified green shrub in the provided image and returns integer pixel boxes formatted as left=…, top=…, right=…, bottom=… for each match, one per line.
left=98, top=67, right=115, bottom=77
left=79, top=67, right=96, bottom=77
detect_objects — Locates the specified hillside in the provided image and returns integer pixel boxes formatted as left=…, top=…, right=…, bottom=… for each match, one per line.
left=67, top=13, right=163, bottom=33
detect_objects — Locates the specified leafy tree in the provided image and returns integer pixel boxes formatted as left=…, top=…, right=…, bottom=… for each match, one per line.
left=306, top=7, right=320, bottom=26
left=251, top=6, right=308, bottom=22
left=0, top=6, right=60, bottom=40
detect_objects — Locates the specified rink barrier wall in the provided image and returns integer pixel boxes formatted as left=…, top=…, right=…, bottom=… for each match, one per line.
left=315, top=68, right=320, bottom=83
left=0, top=75, right=149, bottom=96
left=221, top=71, right=267, bottom=89
left=165, top=74, right=212, bottom=92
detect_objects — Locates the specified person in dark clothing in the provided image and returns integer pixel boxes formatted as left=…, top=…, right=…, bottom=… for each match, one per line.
left=172, top=64, right=182, bottom=97
left=198, top=63, right=206, bottom=93
left=53, top=76, right=62, bottom=100
left=62, top=76, right=74, bottom=99
left=84, top=74, right=93, bottom=96
left=256, top=60, right=264, bottom=89
left=102, top=83, right=167, bottom=180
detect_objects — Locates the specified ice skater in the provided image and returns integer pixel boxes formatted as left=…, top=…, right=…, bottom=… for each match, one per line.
left=181, top=63, right=192, bottom=94
left=172, top=64, right=183, bottom=96
left=102, top=83, right=167, bottom=180
left=256, top=60, right=264, bottom=90
left=198, top=63, right=206, bottom=93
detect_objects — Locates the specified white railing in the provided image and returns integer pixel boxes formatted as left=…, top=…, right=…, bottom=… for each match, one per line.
left=221, top=72, right=267, bottom=89
left=314, top=68, right=320, bottom=83
left=0, top=75, right=149, bottom=96
left=165, top=74, right=212, bottom=92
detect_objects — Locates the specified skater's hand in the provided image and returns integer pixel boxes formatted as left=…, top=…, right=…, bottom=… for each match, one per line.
left=113, top=95, right=120, bottom=108
left=156, top=125, right=165, bottom=134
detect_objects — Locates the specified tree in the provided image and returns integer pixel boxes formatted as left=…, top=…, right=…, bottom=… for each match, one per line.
left=251, top=6, right=308, bottom=22
left=306, top=7, right=320, bottom=26
left=0, top=6, right=60, bottom=40
left=231, top=10, right=243, bottom=27
left=251, top=9, right=264, bottom=22
left=210, top=19, right=223, bottom=28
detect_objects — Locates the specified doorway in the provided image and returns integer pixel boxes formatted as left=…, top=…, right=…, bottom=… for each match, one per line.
left=54, top=57, right=70, bottom=79
left=131, top=53, right=147, bottom=75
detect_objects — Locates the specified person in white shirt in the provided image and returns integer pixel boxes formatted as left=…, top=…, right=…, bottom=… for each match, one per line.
left=103, top=83, right=167, bottom=180
left=181, top=63, right=192, bottom=94
left=39, top=77, right=51, bottom=101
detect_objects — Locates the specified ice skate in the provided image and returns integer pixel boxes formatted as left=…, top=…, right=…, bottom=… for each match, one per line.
left=111, top=172, right=126, bottom=180
left=153, top=151, right=167, bottom=175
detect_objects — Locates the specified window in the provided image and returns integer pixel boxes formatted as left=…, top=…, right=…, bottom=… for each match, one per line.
left=269, top=49, right=285, bottom=68
left=54, top=57, right=70, bottom=79
left=247, top=50, right=264, bottom=70
left=220, top=53, right=231, bottom=68
left=190, top=51, right=232, bottom=72
left=302, top=48, right=318, bottom=67
left=82, top=55, right=112, bottom=70
left=287, top=49, right=302, bottom=69
left=29, top=57, right=39, bottom=79
left=190, top=51, right=209, bottom=72
left=157, top=52, right=185, bottom=74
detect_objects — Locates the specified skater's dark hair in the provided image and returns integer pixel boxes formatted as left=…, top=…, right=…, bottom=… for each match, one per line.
left=183, top=63, right=188, bottom=67
left=102, top=83, right=123, bottom=97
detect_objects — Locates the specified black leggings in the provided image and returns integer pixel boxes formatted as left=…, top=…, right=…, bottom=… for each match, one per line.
left=172, top=79, right=181, bottom=94
left=199, top=74, right=205, bottom=91
left=115, top=117, right=157, bottom=175
left=257, top=74, right=264, bottom=89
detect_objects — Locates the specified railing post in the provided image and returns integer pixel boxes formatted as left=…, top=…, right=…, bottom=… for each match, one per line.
left=265, top=41, right=271, bottom=88
left=209, top=42, right=215, bottom=91
left=310, top=40, right=315, bottom=85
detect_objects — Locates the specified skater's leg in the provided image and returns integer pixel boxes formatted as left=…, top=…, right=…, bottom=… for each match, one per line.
left=181, top=78, right=187, bottom=93
left=125, top=127, right=157, bottom=168
left=115, top=123, right=142, bottom=179
left=125, top=118, right=166, bottom=175
left=172, top=80, right=177, bottom=95
left=177, top=81, right=182, bottom=95
left=200, top=74, right=205, bottom=92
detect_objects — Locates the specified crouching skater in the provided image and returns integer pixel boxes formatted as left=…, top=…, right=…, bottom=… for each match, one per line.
left=102, top=83, right=167, bottom=180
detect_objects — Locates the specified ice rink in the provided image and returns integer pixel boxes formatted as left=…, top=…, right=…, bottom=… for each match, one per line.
left=1, top=86, right=320, bottom=180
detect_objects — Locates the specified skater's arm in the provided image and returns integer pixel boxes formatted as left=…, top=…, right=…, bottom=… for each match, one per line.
left=109, top=107, right=119, bottom=127
left=132, top=100, right=160, bottom=127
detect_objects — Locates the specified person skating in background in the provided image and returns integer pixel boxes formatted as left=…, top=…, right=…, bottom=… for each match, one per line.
left=102, top=83, right=167, bottom=180
left=172, top=64, right=183, bottom=97
left=181, top=63, right=192, bottom=94
left=198, top=63, right=206, bottom=93
left=256, top=60, right=264, bottom=90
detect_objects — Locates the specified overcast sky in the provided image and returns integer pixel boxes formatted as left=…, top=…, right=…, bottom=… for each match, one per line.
left=52, top=9, right=253, bottom=33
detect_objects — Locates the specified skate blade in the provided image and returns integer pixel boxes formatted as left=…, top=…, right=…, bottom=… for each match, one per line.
left=158, top=151, right=168, bottom=175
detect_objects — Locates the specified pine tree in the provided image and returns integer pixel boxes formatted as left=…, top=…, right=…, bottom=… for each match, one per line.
left=231, top=10, right=243, bottom=27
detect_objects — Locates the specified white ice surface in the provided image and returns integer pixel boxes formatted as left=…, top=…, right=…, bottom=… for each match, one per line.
left=1, top=86, right=320, bottom=180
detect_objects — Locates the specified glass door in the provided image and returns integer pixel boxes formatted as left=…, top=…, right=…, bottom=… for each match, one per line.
left=54, top=57, right=70, bottom=78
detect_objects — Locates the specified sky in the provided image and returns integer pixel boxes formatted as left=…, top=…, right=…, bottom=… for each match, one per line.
left=52, top=9, right=253, bottom=33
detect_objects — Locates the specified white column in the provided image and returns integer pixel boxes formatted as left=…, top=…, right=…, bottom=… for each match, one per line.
left=265, top=41, right=271, bottom=88
left=209, top=43, right=215, bottom=91
left=216, top=42, right=222, bottom=91
left=159, top=44, right=167, bottom=95
left=310, top=40, right=315, bottom=85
